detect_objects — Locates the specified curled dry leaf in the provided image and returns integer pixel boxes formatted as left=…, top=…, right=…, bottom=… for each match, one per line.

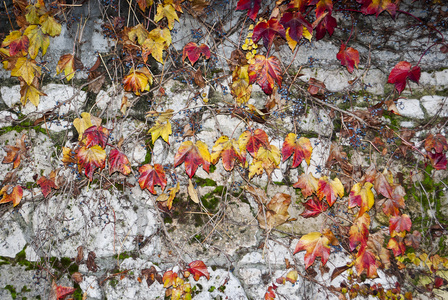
left=188, top=179, right=200, bottom=204
left=258, top=193, right=291, bottom=230
left=2, top=134, right=27, bottom=169
left=0, top=185, right=23, bottom=207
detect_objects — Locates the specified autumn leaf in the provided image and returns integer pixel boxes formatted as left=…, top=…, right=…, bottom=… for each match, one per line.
left=336, top=43, right=359, bottom=73
left=73, top=112, right=98, bottom=141
left=387, top=61, right=421, bottom=94
left=123, top=67, right=153, bottom=95
left=141, top=37, right=164, bottom=63
left=128, top=24, right=149, bottom=45
left=405, top=230, right=421, bottom=249
left=25, top=2, right=46, bottom=25
left=389, top=214, right=412, bottom=237
left=11, top=57, right=41, bottom=85
left=248, top=55, right=282, bottom=95
left=137, top=0, right=153, bottom=11
left=187, top=260, right=210, bottom=281
left=258, top=193, right=291, bottom=229
left=154, top=3, right=179, bottom=30
left=0, top=185, right=23, bottom=207
left=49, top=280, right=76, bottom=300
left=56, top=54, right=83, bottom=81
left=355, top=245, right=378, bottom=278
left=173, top=140, right=210, bottom=178
left=61, top=147, right=77, bottom=167
left=238, top=128, right=269, bottom=158
left=2, top=134, right=27, bottom=169
left=146, top=109, right=175, bottom=123
left=387, top=237, right=406, bottom=256
left=148, top=121, right=172, bottom=144
left=349, top=213, right=370, bottom=251
left=211, top=135, right=242, bottom=171
left=315, top=12, right=337, bottom=40
left=39, top=14, right=62, bottom=37
left=252, top=145, right=281, bottom=177
left=282, top=133, right=312, bottom=168
left=252, top=19, right=285, bottom=50
left=231, top=65, right=252, bottom=104
left=188, top=178, right=200, bottom=203
left=20, top=81, right=46, bottom=106
left=317, top=176, right=344, bottom=207
left=312, top=0, right=333, bottom=19
left=265, top=286, right=276, bottom=300
left=37, top=170, right=59, bottom=198
left=1, top=30, right=29, bottom=56
left=425, top=134, right=448, bottom=153
left=300, top=195, right=328, bottom=218
left=236, top=0, right=261, bottom=20
left=109, top=149, right=131, bottom=176
left=157, top=182, right=180, bottom=210
left=279, top=12, right=312, bottom=43
left=138, top=164, right=167, bottom=194
left=348, top=182, right=374, bottom=217
left=182, top=42, right=211, bottom=65
left=82, top=126, right=109, bottom=149
left=358, top=0, right=397, bottom=18
left=293, top=172, right=318, bottom=198
left=427, top=151, right=447, bottom=170
left=77, top=145, right=106, bottom=181
left=294, top=231, right=331, bottom=269
left=162, top=270, right=178, bottom=288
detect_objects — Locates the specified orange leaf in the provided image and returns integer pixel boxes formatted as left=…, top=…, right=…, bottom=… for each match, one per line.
left=123, top=67, right=153, bottom=95
left=76, top=145, right=106, bottom=181
left=138, top=164, right=167, bottom=195
left=0, top=185, right=23, bottom=207
left=281, top=133, right=312, bottom=168
left=173, top=140, right=210, bottom=178
left=137, top=0, right=153, bottom=11
left=387, top=237, right=406, bottom=256
left=109, top=149, right=131, bottom=176
left=424, top=133, right=448, bottom=153
left=187, top=260, right=210, bottom=281
left=36, top=170, right=59, bottom=198
left=238, top=128, right=269, bottom=158
left=294, top=231, right=331, bottom=269
left=258, top=193, right=291, bottom=229
left=348, top=182, right=374, bottom=217
left=389, top=214, right=412, bottom=237
left=355, top=245, right=378, bottom=278
left=162, top=270, right=178, bottom=288
left=82, top=126, right=109, bottom=149
left=2, top=134, right=27, bottom=169
left=316, top=176, right=344, bottom=207
left=56, top=54, right=83, bottom=81
left=248, top=55, right=282, bottom=95
left=293, top=172, right=318, bottom=198
left=349, top=213, right=370, bottom=251
left=182, top=42, right=210, bottom=65
left=211, top=135, right=242, bottom=171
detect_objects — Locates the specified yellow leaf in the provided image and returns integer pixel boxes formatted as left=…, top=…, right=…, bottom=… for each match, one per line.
left=231, top=65, right=252, bottom=104
left=25, top=25, right=50, bottom=59
left=123, top=68, right=153, bottom=95
left=40, top=14, right=62, bottom=37
left=285, top=28, right=297, bottom=51
left=20, top=83, right=46, bottom=106
left=148, top=121, right=172, bottom=144
left=11, top=57, right=41, bottom=85
left=128, top=23, right=149, bottom=45
left=196, top=140, right=211, bottom=164
left=73, top=112, right=93, bottom=140
left=188, top=179, right=199, bottom=203
left=56, top=54, right=76, bottom=81
left=1, top=31, right=22, bottom=47
left=249, top=160, right=263, bottom=179
left=406, top=253, right=420, bottom=266
left=256, top=145, right=281, bottom=166
left=303, top=26, right=312, bottom=41
left=26, top=5, right=41, bottom=24
left=154, top=3, right=179, bottom=30
left=141, top=38, right=165, bottom=63
left=148, top=27, right=172, bottom=48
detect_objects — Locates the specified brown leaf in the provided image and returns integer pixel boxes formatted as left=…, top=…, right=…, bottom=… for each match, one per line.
left=72, top=272, right=83, bottom=283
left=326, top=143, right=353, bottom=174
left=192, top=68, right=205, bottom=88
left=258, top=193, right=291, bottom=229
left=331, top=265, right=350, bottom=281
left=307, top=78, right=325, bottom=95
left=76, top=246, right=84, bottom=264
left=141, top=266, right=162, bottom=287
left=88, top=72, right=105, bottom=93
left=87, top=251, right=98, bottom=272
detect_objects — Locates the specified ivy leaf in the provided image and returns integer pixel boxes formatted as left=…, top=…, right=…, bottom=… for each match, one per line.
left=424, top=134, right=448, bottom=154
left=315, top=12, right=337, bottom=40
left=154, top=3, right=179, bottom=30
left=123, top=67, right=153, bottom=95
left=248, top=55, right=282, bottom=95
left=11, top=57, right=41, bottom=85
left=137, top=0, right=153, bottom=11
left=231, top=65, right=252, bottom=104
left=294, top=231, right=331, bottom=269
left=282, top=133, right=312, bottom=168
left=128, top=23, right=149, bottom=45
left=148, top=121, right=172, bottom=144
left=355, top=245, right=378, bottom=278
left=211, top=135, right=242, bottom=171
left=238, top=128, right=269, bottom=157
left=336, top=43, right=359, bottom=73
left=20, top=81, right=46, bottom=107
left=82, top=126, right=109, bottom=149
left=2, top=134, right=27, bottom=169
left=387, top=61, right=421, bottom=94
left=387, top=237, right=406, bottom=256
left=73, top=112, right=101, bottom=141
left=141, top=37, right=165, bottom=63
left=349, top=213, right=370, bottom=251
left=300, top=195, right=328, bottom=218
left=39, top=14, right=62, bottom=37
left=389, top=214, right=412, bottom=237
left=77, top=145, right=106, bottom=181
left=252, top=19, right=285, bottom=50
left=0, top=185, right=23, bottom=207
left=310, top=0, right=333, bottom=19
left=348, top=182, right=374, bottom=217
left=37, top=170, right=59, bottom=198
left=405, top=230, right=421, bottom=249
left=252, top=145, right=281, bottom=178
left=162, top=270, right=178, bottom=288
left=279, top=12, right=312, bottom=43
left=293, top=172, right=319, bottom=198
left=56, top=54, right=83, bottom=81
left=157, top=182, right=180, bottom=210
left=187, top=260, right=210, bottom=281
left=182, top=42, right=211, bottom=65
left=258, top=193, right=291, bottom=229
left=427, top=151, right=447, bottom=170
left=1, top=30, right=29, bottom=56
left=138, top=164, right=167, bottom=195
left=109, top=149, right=131, bottom=176
left=317, top=176, right=344, bottom=207
left=264, top=286, right=276, bottom=300
left=49, top=280, right=76, bottom=300
left=236, top=0, right=261, bottom=21
left=61, top=147, right=77, bottom=167
left=358, top=0, right=397, bottom=18
left=173, top=140, right=210, bottom=178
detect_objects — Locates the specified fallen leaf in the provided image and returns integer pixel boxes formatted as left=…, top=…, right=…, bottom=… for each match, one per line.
left=2, top=134, right=27, bottom=169
left=138, top=164, right=167, bottom=194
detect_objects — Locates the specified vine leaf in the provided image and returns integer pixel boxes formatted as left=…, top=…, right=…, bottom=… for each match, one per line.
left=108, top=149, right=131, bottom=176
left=427, top=151, right=447, bottom=170
left=258, top=193, right=291, bottom=229
left=211, top=135, right=242, bottom=171
left=187, top=260, right=210, bottom=281
left=336, top=43, right=359, bottom=73
left=77, top=145, right=106, bottom=181
left=148, top=121, right=172, bottom=144
left=162, top=270, right=178, bottom=288
left=317, top=176, right=344, bottom=207
left=315, top=12, right=337, bottom=40
left=238, top=128, right=269, bottom=158
left=355, top=245, right=378, bottom=278
left=1, top=30, right=29, bottom=56
left=73, top=112, right=102, bottom=141
left=157, top=182, right=180, bottom=210
left=82, top=126, right=109, bottom=149
left=389, top=214, right=412, bottom=237
left=279, top=12, right=312, bottom=43
left=293, top=172, right=319, bottom=198
left=154, top=3, right=179, bottom=30
left=231, top=65, right=252, bottom=104
left=387, top=61, right=421, bottom=94
left=294, top=231, right=331, bottom=269
left=252, top=19, right=285, bottom=50
left=0, top=185, right=23, bottom=207
left=39, top=14, right=62, bottom=37
left=137, top=0, right=153, bottom=11
left=37, top=170, right=59, bottom=198
left=20, top=81, right=46, bottom=106
left=11, top=57, right=41, bottom=85
left=349, top=213, right=370, bottom=251
left=348, top=182, right=374, bottom=217
left=174, top=140, right=210, bottom=178
left=128, top=23, right=149, bottom=45
left=300, top=195, right=328, bottom=218
left=138, top=164, right=167, bottom=195
left=282, top=133, right=312, bottom=168
left=250, top=145, right=281, bottom=178
left=358, top=0, right=397, bottom=18
left=311, top=0, right=333, bottom=20
left=425, top=134, right=448, bottom=153
left=123, top=67, right=153, bottom=95
left=2, top=134, right=27, bottom=169
left=56, top=54, right=82, bottom=81
left=387, top=237, right=406, bottom=256
left=236, top=0, right=261, bottom=21
left=248, top=55, right=282, bottom=95
left=49, top=280, right=76, bottom=300
left=182, top=42, right=211, bottom=65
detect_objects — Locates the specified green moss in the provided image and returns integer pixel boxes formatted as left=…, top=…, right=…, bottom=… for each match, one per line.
left=72, top=283, right=83, bottom=300
left=21, top=286, right=30, bottom=293
left=201, top=186, right=224, bottom=212
left=194, top=176, right=217, bottom=187
left=4, top=285, right=17, bottom=299
left=209, top=164, right=216, bottom=173
left=164, top=216, right=173, bottom=224
left=142, top=141, right=152, bottom=165
left=109, top=279, right=119, bottom=287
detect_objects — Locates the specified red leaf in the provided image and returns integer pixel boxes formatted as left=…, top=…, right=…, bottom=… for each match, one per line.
left=317, top=176, right=344, bottom=207
left=82, top=126, right=109, bottom=149
left=252, top=19, right=285, bottom=50
left=387, top=237, right=406, bottom=256
left=387, top=61, right=421, bottom=94
left=300, top=195, right=328, bottom=218
left=425, top=134, right=448, bottom=153
left=435, top=276, right=445, bottom=288
left=138, top=164, right=167, bottom=194
left=0, top=185, right=23, bottom=207
left=355, top=245, right=378, bottom=278
left=389, top=214, right=412, bottom=237
left=248, top=55, right=282, bottom=95
left=336, top=43, right=359, bottom=73
left=349, top=213, right=370, bottom=251
left=173, top=140, right=210, bottom=178
left=358, top=0, right=398, bottom=18
left=182, top=42, right=210, bottom=65
left=294, top=231, right=331, bottom=269
left=238, top=128, right=269, bottom=157
left=310, top=0, right=333, bottom=19
left=36, top=170, right=59, bottom=198
left=315, top=12, right=337, bottom=40
left=281, top=133, right=312, bottom=168
left=428, top=152, right=447, bottom=170
left=264, top=285, right=277, bottom=300
left=109, top=149, right=131, bottom=176
left=236, top=0, right=261, bottom=21
left=77, top=145, right=106, bottom=181
left=187, top=260, right=210, bottom=281
left=211, top=136, right=242, bottom=171
left=279, top=12, right=312, bottom=43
